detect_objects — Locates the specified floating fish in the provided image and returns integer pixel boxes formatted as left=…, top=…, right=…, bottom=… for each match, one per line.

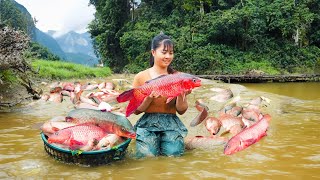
left=224, top=114, right=271, bottom=155
left=190, top=99, right=209, bottom=127
left=185, top=136, right=227, bottom=150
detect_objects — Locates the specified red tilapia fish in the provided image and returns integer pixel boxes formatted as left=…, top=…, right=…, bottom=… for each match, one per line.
left=224, top=114, right=272, bottom=155
left=48, top=123, right=107, bottom=151
left=66, top=108, right=136, bottom=139
left=117, top=73, right=201, bottom=117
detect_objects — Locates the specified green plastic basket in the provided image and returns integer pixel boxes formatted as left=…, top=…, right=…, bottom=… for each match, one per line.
left=41, top=132, right=131, bottom=166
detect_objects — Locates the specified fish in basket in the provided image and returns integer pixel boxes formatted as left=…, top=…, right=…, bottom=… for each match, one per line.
left=40, top=109, right=136, bottom=166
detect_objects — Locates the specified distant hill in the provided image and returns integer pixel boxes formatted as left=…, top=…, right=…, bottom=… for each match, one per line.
left=52, top=31, right=99, bottom=66
left=64, top=52, right=98, bottom=66
left=7, top=0, right=67, bottom=60
left=34, top=28, right=67, bottom=60
left=9, top=0, right=99, bottom=66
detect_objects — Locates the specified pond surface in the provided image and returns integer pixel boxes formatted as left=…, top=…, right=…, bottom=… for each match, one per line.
left=0, top=75, right=319, bottom=179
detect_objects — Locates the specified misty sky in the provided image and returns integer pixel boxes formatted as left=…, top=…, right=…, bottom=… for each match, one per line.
left=15, top=0, right=95, bottom=36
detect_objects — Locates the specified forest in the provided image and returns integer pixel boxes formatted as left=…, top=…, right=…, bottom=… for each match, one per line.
left=1, top=0, right=320, bottom=77
left=88, top=0, right=320, bottom=75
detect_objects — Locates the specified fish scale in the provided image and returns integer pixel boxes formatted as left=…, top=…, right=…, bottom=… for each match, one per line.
left=66, top=108, right=136, bottom=139
left=117, top=73, right=201, bottom=117
left=48, top=123, right=107, bottom=150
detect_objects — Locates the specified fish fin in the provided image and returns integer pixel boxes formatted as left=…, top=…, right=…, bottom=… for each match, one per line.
left=117, top=89, right=134, bottom=103
left=145, top=74, right=167, bottom=83
left=243, top=138, right=257, bottom=145
left=125, top=94, right=146, bottom=117
left=166, top=97, right=175, bottom=103
left=70, top=139, right=84, bottom=149
left=182, top=92, right=186, bottom=102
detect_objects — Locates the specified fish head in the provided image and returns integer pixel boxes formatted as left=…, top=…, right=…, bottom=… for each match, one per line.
left=224, top=138, right=242, bottom=155
left=205, top=117, right=221, bottom=135
left=113, top=126, right=136, bottom=139
left=182, top=76, right=201, bottom=90
left=41, top=122, right=60, bottom=135
left=47, top=129, right=71, bottom=144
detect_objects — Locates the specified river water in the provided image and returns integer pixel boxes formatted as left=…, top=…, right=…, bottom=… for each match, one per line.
left=0, top=75, right=319, bottom=179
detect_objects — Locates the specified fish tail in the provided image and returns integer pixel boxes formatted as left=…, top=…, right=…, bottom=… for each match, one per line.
left=125, top=94, right=145, bottom=117
left=116, top=89, right=134, bottom=103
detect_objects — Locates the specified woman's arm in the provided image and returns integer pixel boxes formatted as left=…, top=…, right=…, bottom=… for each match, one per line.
left=175, top=90, right=191, bottom=115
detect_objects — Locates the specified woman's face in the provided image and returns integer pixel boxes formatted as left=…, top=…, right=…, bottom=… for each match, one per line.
left=152, top=42, right=174, bottom=68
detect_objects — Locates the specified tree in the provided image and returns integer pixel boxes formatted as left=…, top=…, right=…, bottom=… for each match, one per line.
left=88, top=0, right=131, bottom=72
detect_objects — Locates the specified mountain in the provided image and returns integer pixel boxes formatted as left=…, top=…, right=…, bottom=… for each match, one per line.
left=9, top=0, right=67, bottom=60
left=34, top=28, right=67, bottom=60
left=9, top=0, right=98, bottom=66
left=10, top=0, right=36, bottom=41
left=53, top=31, right=99, bottom=66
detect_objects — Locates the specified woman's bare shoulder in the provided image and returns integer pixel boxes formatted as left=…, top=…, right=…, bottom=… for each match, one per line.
left=134, top=69, right=149, bottom=79
left=133, top=69, right=150, bottom=87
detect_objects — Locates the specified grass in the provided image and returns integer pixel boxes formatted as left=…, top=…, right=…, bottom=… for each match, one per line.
left=31, top=59, right=112, bottom=80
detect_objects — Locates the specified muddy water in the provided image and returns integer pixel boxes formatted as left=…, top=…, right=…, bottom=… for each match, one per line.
left=0, top=75, right=319, bottom=179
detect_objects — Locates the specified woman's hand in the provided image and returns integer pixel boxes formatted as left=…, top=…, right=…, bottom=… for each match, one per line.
left=176, top=90, right=192, bottom=115
left=134, top=91, right=159, bottom=114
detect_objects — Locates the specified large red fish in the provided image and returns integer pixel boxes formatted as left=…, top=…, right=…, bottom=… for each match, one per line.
left=47, top=123, right=108, bottom=151
left=224, top=114, right=271, bottom=155
left=116, top=73, right=201, bottom=117
left=66, top=108, right=136, bottom=139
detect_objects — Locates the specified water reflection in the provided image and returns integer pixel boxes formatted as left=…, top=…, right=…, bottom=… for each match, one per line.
left=0, top=75, right=319, bottom=179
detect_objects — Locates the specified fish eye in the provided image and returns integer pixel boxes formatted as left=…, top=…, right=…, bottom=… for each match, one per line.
left=193, top=78, right=196, bottom=82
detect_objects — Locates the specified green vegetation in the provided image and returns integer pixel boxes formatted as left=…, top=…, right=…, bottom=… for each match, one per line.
left=25, top=42, right=61, bottom=61
left=0, top=70, right=19, bottom=84
left=31, top=59, right=112, bottom=80
left=0, top=0, right=62, bottom=61
left=89, top=0, right=320, bottom=75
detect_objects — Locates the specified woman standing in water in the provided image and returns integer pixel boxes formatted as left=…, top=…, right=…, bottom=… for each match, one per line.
left=132, top=32, right=191, bottom=158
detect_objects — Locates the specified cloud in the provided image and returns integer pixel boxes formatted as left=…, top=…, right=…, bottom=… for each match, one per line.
left=15, top=0, right=95, bottom=36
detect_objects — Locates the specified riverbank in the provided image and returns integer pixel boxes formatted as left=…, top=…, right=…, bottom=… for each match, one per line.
left=197, top=74, right=320, bottom=83
left=1, top=73, right=319, bottom=111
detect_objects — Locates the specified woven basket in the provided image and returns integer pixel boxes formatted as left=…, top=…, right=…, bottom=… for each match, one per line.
left=41, top=133, right=131, bottom=166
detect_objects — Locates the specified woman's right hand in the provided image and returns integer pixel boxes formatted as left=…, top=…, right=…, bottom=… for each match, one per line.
left=135, top=91, right=159, bottom=114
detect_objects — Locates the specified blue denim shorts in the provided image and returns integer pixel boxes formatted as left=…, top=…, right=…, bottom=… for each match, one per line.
left=134, top=113, right=188, bottom=158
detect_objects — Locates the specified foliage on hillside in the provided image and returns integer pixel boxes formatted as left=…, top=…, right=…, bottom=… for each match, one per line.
left=89, top=0, right=320, bottom=75
left=0, top=0, right=62, bottom=61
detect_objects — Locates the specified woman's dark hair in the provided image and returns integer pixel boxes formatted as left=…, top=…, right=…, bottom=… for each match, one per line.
left=150, top=33, right=176, bottom=74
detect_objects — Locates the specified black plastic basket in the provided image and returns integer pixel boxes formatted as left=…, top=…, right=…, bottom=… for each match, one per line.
left=41, top=132, right=131, bottom=166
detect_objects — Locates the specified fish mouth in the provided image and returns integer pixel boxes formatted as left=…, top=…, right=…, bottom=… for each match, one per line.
left=194, top=79, right=201, bottom=87
left=123, top=131, right=137, bottom=139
